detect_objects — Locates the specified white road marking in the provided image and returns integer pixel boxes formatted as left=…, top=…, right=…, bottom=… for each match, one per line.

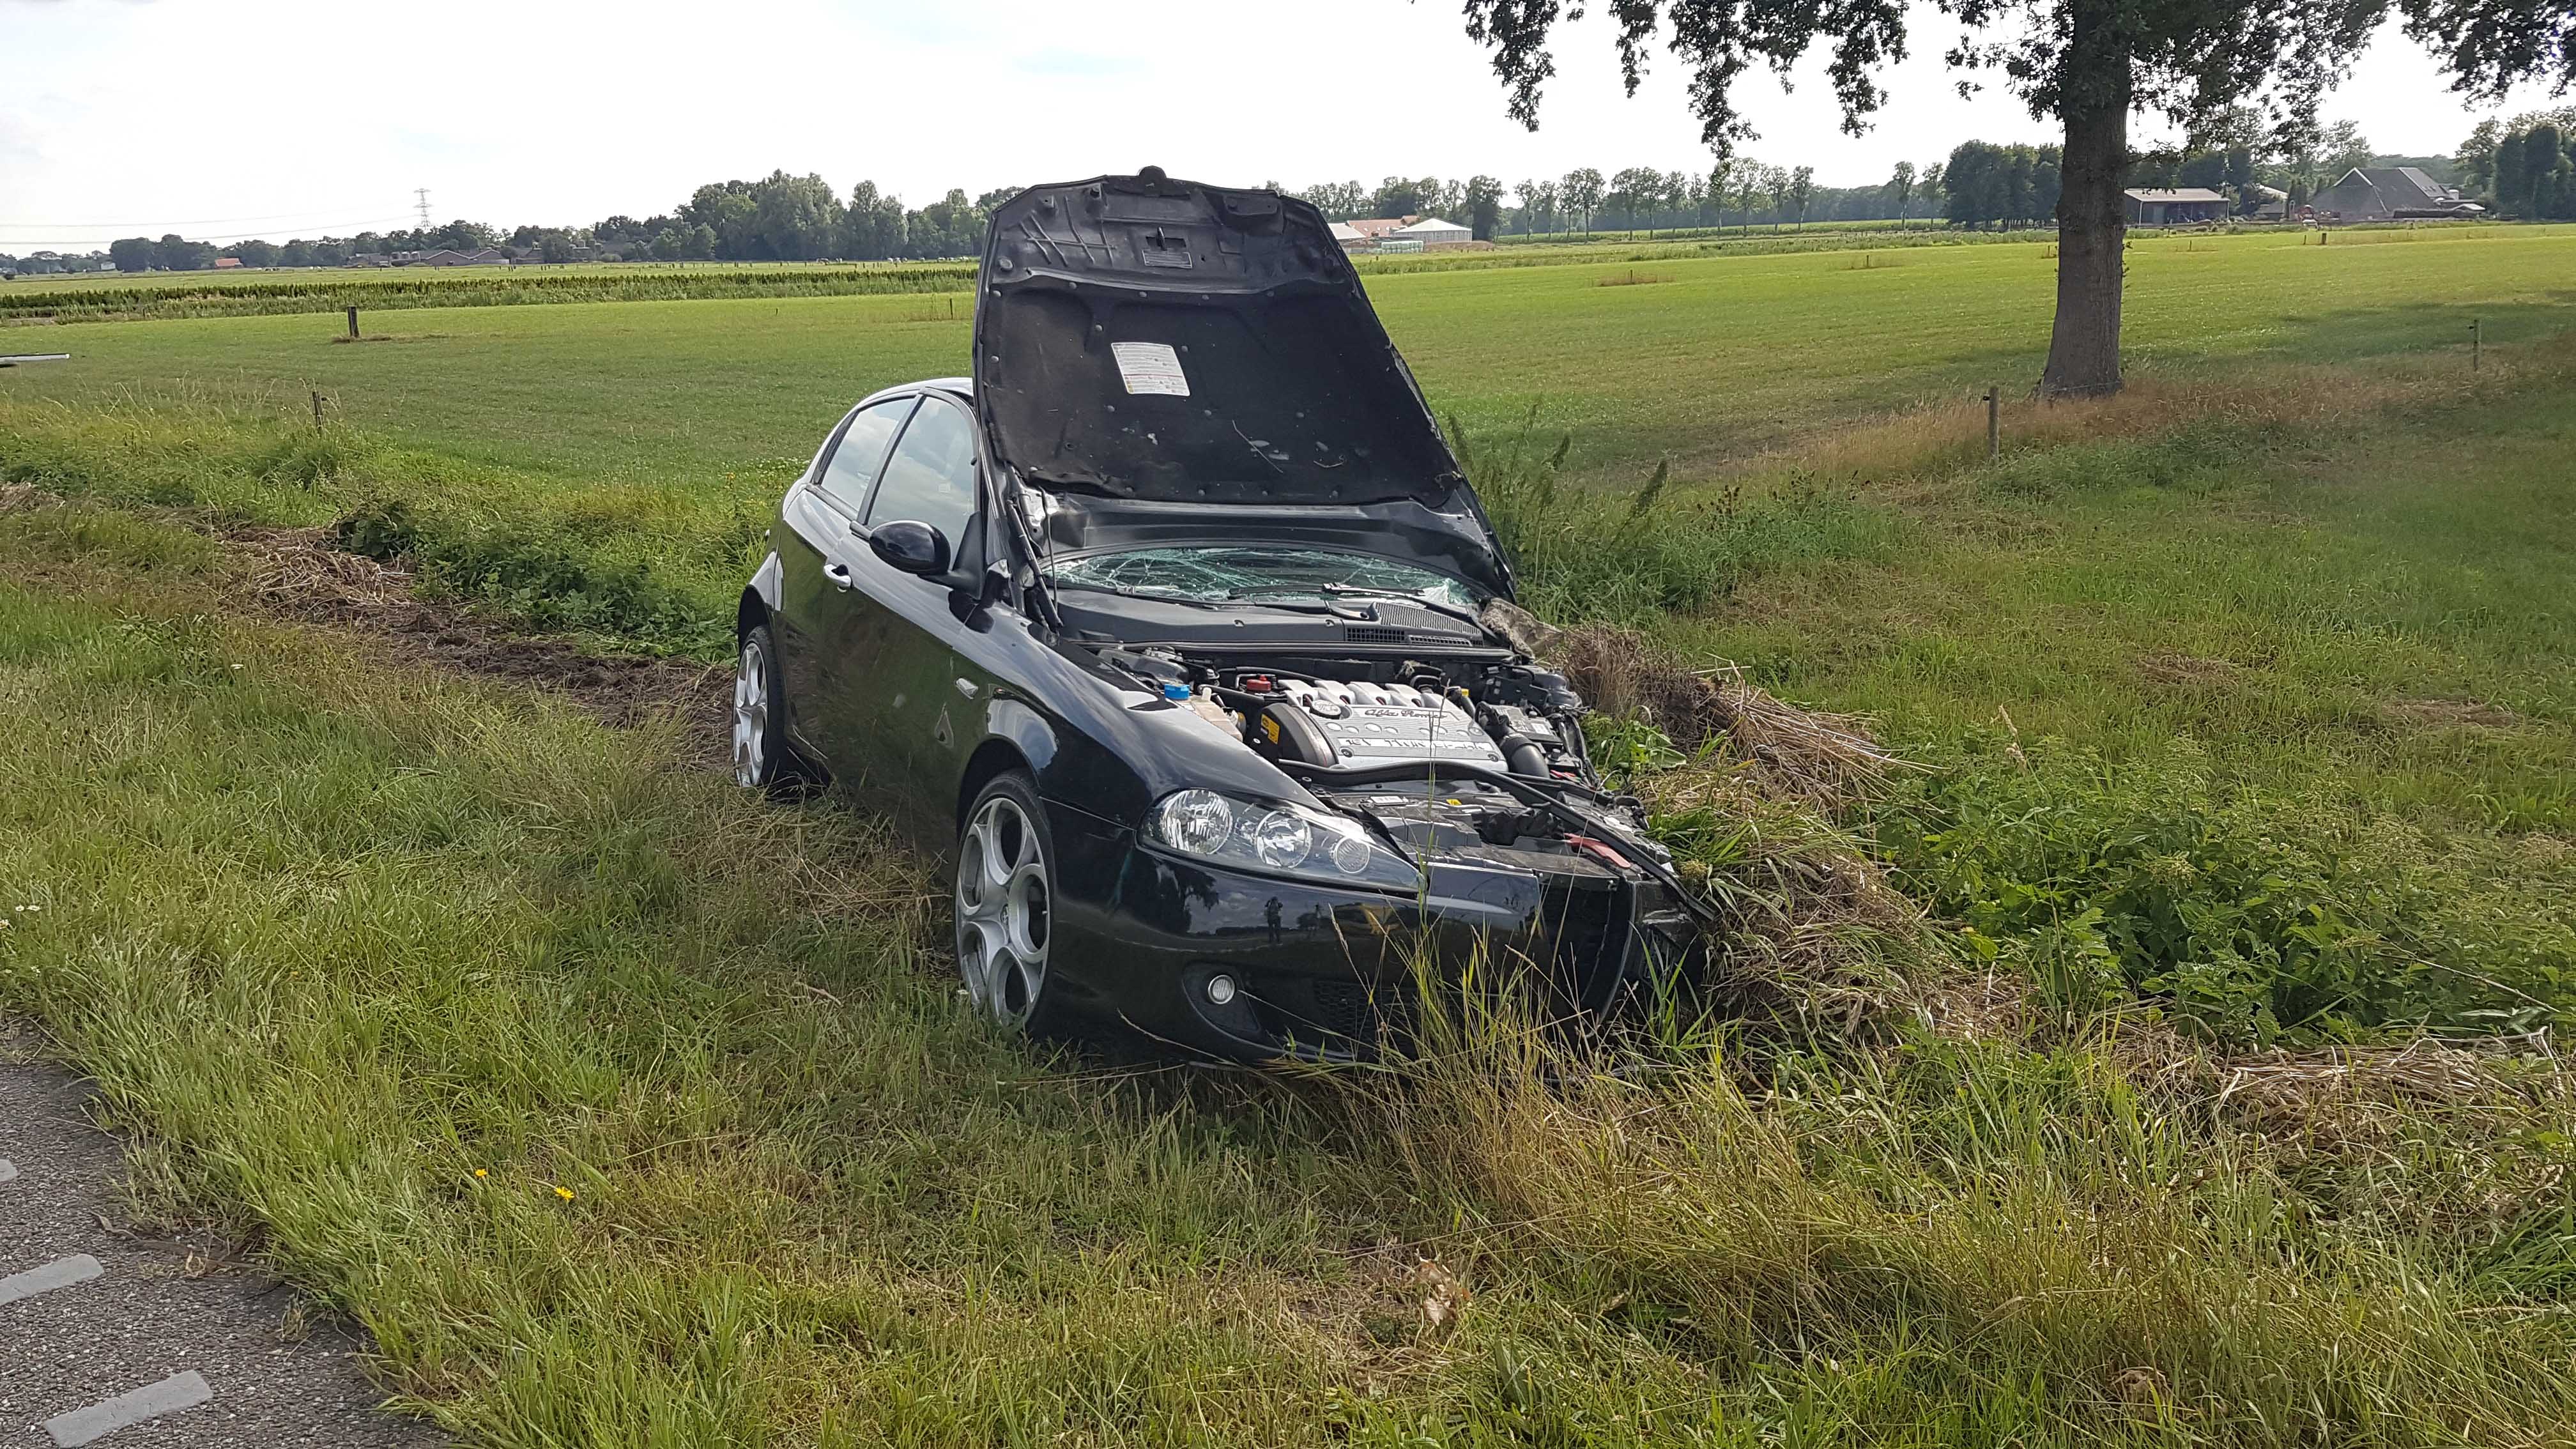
left=0, top=1253, right=103, bottom=1307
left=44, top=1371, right=215, bottom=1446
left=0, top=1158, right=16, bottom=1183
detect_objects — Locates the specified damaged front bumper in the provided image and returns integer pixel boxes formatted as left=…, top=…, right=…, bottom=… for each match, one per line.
left=1043, top=801, right=1696, bottom=1061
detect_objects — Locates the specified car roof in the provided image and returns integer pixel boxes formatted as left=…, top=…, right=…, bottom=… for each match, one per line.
left=860, top=376, right=972, bottom=408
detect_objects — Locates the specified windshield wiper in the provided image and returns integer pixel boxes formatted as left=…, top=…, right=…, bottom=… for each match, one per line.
left=1057, top=581, right=1361, bottom=618
left=1309, top=584, right=1488, bottom=629
left=1050, top=581, right=1231, bottom=611
left=1220, top=590, right=1381, bottom=618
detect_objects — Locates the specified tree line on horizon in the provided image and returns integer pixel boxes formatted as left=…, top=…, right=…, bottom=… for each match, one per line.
left=2458, top=107, right=2576, bottom=218
left=0, top=122, right=2515, bottom=279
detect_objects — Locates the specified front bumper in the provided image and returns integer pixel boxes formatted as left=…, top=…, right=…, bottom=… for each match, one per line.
left=1044, top=803, right=1682, bottom=1060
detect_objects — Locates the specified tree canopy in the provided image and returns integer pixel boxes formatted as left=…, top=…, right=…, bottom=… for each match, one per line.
left=1453, top=0, right=2576, bottom=394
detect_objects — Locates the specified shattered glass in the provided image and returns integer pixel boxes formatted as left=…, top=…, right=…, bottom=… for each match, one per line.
left=1046, top=546, right=1486, bottom=611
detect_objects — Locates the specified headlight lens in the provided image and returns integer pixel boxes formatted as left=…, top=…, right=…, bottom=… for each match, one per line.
left=1160, top=788, right=1236, bottom=855
left=1249, top=808, right=1311, bottom=868
left=1144, top=790, right=1422, bottom=891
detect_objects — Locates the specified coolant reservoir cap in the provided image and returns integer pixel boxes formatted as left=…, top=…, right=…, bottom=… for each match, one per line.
left=1162, top=684, right=1191, bottom=701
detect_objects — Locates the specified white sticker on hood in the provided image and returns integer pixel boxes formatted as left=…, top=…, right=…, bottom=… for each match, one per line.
left=1110, top=341, right=1190, bottom=397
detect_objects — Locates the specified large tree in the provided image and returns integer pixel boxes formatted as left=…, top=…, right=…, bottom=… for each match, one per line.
left=1561, top=166, right=1606, bottom=231
left=1464, top=174, right=1508, bottom=237
left=1453, top=0, right=2576, bottom=395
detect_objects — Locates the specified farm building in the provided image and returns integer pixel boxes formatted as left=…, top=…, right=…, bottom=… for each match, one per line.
left=1332, top=215, right=1486, bottom=252
left=392, top=248, right=512, bottom=267
left=2311, top=167, right=2482, bottom=222
left=2124, top=188, right=2232, bottom=225
left=1390, top=216, right=1472, bottom=246
left=1337, top=218, right=1416, bottom=245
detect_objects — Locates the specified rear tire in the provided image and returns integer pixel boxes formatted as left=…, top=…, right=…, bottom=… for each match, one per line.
left=954, top=772, right=1062, bottom=1034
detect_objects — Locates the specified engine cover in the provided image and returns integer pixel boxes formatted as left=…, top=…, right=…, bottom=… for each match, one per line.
left=1264, top=677, right=1507, bottom=769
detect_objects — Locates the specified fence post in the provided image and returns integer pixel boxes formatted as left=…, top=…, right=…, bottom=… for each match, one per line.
left=311, top=390, right=326, bottom=431
left=1986, top=386, right=2000, bottom=460
left=346, top=306, right=359, bottom=340
left=2471, top=318, right=2481, bottom=371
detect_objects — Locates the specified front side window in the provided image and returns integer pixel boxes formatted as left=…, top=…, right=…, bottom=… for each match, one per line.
left=866, top=397, right=979, bottom=547
left=814, top=397, right=914, bottom=512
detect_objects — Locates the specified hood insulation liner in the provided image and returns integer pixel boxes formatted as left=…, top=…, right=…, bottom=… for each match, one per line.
left=976, top=174, right=1464, bottom=508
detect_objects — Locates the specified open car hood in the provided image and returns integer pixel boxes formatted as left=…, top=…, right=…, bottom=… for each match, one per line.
left=974, top=171, right=1510, bottom=595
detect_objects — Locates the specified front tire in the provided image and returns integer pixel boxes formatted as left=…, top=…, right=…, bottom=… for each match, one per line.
left=955, top=772, right=1060, bottom=1033
left=732, top=622, right=815, bottom=797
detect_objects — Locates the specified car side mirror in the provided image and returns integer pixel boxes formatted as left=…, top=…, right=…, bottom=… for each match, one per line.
left=867, top=519, right=951, bottom=577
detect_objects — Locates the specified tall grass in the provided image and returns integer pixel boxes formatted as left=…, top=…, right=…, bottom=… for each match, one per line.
left=1456, top=408, right=1903, bottom=623
left=11, top=503, right=2574, bottom=1446
left=1, top=397, right=760, bottom=654
left=1876, top=732, right=2576, bottom=1041
left=1338, top=935, right=2576, bottom=1446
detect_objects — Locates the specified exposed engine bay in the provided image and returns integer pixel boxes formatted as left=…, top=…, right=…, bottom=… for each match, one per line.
left=1101, top=645, right=1597, bottom=788
left=1095, top=640, right=1706, bottom=1030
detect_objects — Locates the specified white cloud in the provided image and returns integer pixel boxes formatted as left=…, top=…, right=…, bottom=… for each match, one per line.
left=3, top=0, right=2564, bottom=252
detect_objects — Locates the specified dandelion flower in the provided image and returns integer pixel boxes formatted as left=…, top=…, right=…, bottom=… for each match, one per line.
left=555, top=1186, right=574, bottom=1201
left=473, top=1169, right=488, bottom=1179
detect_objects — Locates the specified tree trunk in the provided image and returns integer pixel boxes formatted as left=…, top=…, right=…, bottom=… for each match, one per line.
left=2042, top=0, right=2131, bottom=397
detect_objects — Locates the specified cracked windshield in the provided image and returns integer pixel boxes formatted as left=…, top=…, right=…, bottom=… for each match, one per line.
left=1046, top=546, right=1487, bottom=610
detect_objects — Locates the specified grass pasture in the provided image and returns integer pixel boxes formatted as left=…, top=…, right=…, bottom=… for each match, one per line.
left=5, top=222, right=2576, bottom=1445
left=10, top=224, right=2572, bottom=484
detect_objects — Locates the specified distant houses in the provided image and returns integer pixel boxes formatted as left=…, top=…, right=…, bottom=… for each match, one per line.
left=388, top=247, right=517, bottom=266
left=2311, top=167, right=2483, bottom=222
left=1338, top=217, right=1414, bottom=245
left=2122, top=188, right=2232, bottom=226
left=2124, top=169, right=2483, bottom=227
left=341, top=245, right=598, bottom=268
left=1331, top=215, right=1486, bottom=253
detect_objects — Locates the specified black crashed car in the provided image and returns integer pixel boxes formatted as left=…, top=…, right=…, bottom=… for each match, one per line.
left=733, top=169, right=1702, bottom=1059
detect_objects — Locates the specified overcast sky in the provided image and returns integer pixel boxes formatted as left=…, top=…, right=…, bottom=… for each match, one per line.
left=4, top=0, right=2564, bottom=253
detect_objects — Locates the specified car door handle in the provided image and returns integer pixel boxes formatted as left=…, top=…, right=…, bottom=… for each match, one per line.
left=824, top=563, right=855, bottom=590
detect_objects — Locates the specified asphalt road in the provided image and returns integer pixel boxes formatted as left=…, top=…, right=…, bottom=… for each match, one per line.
left=1, top=1038, right=445, bottom=1448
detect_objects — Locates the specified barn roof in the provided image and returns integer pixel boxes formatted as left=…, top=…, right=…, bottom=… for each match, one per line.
left=2340, top=167, right=2450, bottom=204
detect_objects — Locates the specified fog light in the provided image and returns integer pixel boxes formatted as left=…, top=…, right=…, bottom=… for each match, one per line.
left=1205, top=974, right=1238, bottom=1006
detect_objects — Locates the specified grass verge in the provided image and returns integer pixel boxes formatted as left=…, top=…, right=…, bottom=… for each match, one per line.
left=6, top=475, right=2576, bottom=1446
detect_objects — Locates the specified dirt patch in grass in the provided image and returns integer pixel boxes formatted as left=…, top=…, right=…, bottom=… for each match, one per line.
left=2136, top=650, right=2243, bottom=688
left=2, top=487, right=730, bottom=763
left=2382, top=696, right=2525, bottom=730
left=222, top=521, right=730, bottom=758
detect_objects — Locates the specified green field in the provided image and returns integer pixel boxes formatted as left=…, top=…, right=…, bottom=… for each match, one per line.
left=12, top=226, right=2571, bottom=481
left=5, top=224, right=2576, bottom=1446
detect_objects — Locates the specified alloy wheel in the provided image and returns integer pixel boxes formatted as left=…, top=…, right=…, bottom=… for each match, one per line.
left=956, top=793, right=1050, bottom=1028
left=733, top=635, right=769, bottom=788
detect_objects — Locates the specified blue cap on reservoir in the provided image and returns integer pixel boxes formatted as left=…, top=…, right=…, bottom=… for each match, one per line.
left=1162, top=683, right=1192, bottom=701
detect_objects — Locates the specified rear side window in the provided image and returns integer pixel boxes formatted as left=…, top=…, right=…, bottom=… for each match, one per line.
left=865, top=398, right=978, bottom=546
left=813, top=397, right=914, bottom=511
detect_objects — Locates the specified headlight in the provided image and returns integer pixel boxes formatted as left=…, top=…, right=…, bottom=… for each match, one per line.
left=1144, top=789, right=1423, bottom=892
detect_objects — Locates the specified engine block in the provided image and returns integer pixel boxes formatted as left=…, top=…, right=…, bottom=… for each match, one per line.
left=1265, top=677, right=1507, bottom=769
